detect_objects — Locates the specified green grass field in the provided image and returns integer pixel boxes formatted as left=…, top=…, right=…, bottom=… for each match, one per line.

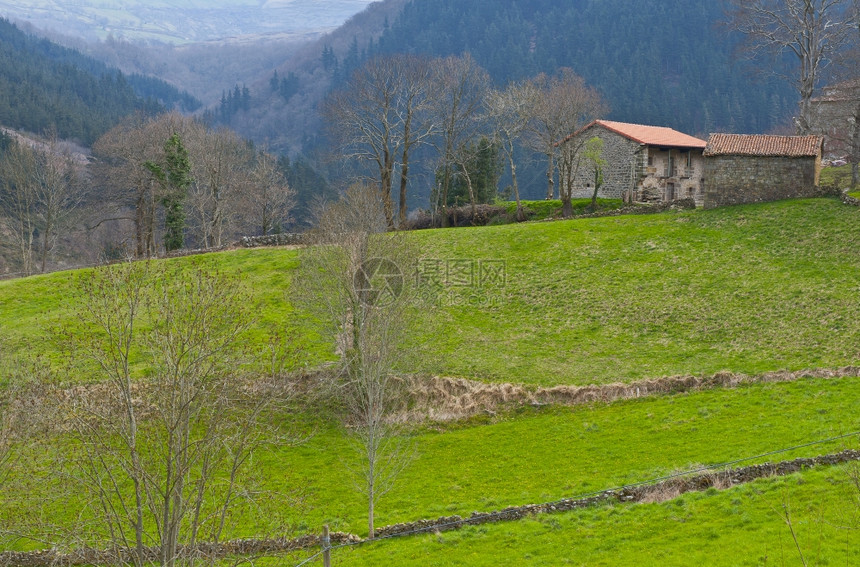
left=3, top=197, right=860, bottom=386
left=3, top=376, right=858, bottom=550
left=2, top=197, right=860, bottom=563
left=327, top=465, right=860, bottom=566
left=503, top=198, right=623, bottom=220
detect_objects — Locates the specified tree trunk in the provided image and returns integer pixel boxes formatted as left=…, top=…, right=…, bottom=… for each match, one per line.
left=399, top=153, right=409, bottom=228
left=39, top=223, right=49, bottom=273
left=461, top=166, right=478, bottom=223
left=440, top=164, right=451, bottom=228
left=508, top=142, right=525, bottom=222
left=561, top=196, right=573, bottom=218
left=546, top=152, right=555, bottom=200
left=380, top=153, right=395, bottom=229
left=368, top=489, right=375, bottom=539
left=852, top=103, right=860, bottom=190
left=135, top=193, right=146, bottom=258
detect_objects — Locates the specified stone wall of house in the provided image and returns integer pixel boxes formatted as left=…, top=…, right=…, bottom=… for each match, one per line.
left=703, top=155, right=820, bottom=209
left=638, top=148, right=705, bottom=206
left=567, top=128, right=641, bottom=200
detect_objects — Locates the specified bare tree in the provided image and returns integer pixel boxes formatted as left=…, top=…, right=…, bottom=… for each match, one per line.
left=0, top=138, right=86, bottom=273
left=725, top=0, right=855, bottom=134
left=432, top=54, right=491, bottom=225
left=186, top=126, right=253, bottom=248
left=92, top=112, right=195, bottom=257
left=823, top=0, right=860, bottom=188
left=297, top=183, right=415, bottom=538
left=65, top=260, right=282, bottom=566
left=395, top=56, right=439, bottom=227
left=95, top=114, right=293, bottom=251
left=0, top=141, right=38, bottom=274
left=849, top=2, right=860, bottom=188
left=242, top=150, right=295, bottom=236
left=322, top=55, right=439, bottom=228
left=520, top=69, right=608, bottom=206
left=486, top=81, right=536, bottom=222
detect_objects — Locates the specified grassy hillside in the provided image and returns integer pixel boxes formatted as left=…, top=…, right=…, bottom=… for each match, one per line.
left=2, top=198, right=860, bottom=385
left=2, top=198, right=860, bottom=563
left=405, top=197, right=860, bottom=384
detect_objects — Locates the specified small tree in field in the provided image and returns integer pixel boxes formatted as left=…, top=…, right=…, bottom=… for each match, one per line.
left=584, top=137, right=606, bottom=211
left=297, top=183, right=415, bottom=538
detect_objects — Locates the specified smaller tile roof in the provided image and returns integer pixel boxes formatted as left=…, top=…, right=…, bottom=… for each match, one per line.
left=560, top=119, right=707, bottom=149
left=704, top=133, right=823, bottom=157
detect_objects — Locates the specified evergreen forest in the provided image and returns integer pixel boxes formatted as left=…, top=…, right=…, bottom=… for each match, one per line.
left=0, top=18, right=200, bottom=144
left=362, top=0, right=798, bottom=136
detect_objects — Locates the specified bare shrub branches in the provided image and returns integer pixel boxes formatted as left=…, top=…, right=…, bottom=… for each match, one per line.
left=62, top=260, right=292, bottom=566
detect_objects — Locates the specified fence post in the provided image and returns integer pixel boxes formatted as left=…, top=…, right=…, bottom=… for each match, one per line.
left=323, top=524, right=331, bottom=567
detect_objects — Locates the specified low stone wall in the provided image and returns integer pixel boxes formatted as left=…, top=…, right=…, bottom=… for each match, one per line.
left=4, top=449, right=858, bottom=565
left=841, top=191, right=860, bottom=206
left=239, top=233, right=307, bottom=247
left=374, top=449, right=860, bottom=538
left=572, top=198, right=696, bottom=220
left=0, top=533, right=360, bottom=567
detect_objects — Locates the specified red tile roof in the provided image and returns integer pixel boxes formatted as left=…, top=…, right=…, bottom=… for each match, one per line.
left=704, top=133, right=823, bottom=157
left=560, top=119, right=707, bottom=149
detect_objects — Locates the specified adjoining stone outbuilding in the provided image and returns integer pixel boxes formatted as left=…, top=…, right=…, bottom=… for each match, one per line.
left=702, top=133, right=824, bottom=209
left=558, top=120, right=708, bottom=206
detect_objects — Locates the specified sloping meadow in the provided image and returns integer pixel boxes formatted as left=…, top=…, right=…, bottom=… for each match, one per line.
left=1, top=197, right=859, bottom=563
left=2, top=197, right=860, bottom=387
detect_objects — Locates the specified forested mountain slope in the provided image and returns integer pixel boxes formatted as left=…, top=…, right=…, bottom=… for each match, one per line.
left=235, top=0, right=796, bottom=157
left=372, top=0, right=794, bottom=136
left=0, top=18, right=199, bottom=144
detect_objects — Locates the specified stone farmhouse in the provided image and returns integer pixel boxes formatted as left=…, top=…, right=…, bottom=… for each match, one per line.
left=702, top=133, right=824, bottom=209
left=558, top=119, right=708, bottom=206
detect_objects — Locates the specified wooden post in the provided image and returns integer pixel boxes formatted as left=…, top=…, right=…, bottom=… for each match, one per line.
left=323, top=524, right=331, bottom=567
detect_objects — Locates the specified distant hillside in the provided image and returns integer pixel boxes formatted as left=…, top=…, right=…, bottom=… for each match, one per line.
left=0, top=18, right=200, bottom=144
left=213, top=0, right=407, bottom=155
left=0, top=0, right=376, bottom=43
left=228, top=0, right=796, bottom=160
